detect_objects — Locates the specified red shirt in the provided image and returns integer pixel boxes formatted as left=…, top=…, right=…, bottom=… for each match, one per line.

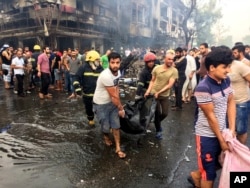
left=37, top=53, right=50, bottom=73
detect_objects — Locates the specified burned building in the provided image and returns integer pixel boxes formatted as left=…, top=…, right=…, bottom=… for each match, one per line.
left=0, top=0, right=185, bottom=53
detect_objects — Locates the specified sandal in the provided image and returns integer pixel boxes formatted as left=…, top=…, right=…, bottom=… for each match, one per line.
left=116, top=150, right=126, bottom=159
left=103, top=135, right=113, bottom=146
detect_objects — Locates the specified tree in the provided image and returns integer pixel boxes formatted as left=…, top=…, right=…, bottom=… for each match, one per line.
left=193, top=0, right=222, bottom=46
left=180, top=0, right=197, bottom=47
left=242, top=35, right=250, bottom=45
left=213, top=21, right=229, bottom=46
left=180, top=0, right=222, bottom=47
left=217, top=35, right=233, bottom=47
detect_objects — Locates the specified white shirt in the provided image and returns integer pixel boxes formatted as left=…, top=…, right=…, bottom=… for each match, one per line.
left=93, top=68, right=121, bottom=104
left=12, top=56, right=25, bottom=75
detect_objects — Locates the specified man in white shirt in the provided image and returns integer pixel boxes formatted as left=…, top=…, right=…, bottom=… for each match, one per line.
left=11, top=50, right=25, bottom=97
left=93, top=52, right=126, bottom=159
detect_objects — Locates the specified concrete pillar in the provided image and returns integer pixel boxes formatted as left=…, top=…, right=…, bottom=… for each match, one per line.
left=36, top=36, right=44, bottom=48
left=91, top=40, right=96, bottom=50
left=99, top=40, right=104, bottom=55
left=18, top=39, right=23, bottom=48
left=73, top=38, right=79, bottom=49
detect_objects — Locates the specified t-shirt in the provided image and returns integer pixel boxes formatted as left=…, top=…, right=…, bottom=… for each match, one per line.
left=194, top=76, right=233, bottom=137
left=69, top=58, right=81, bottom=75
left=151, top=65, right=178, bottom=97
left=100, top=55, right=109, bottom=69
left=242, top=58, right=250, bottom=66
left=12, top=56, right=25, bottom=75
left=227, top=60, right=250, bottom=103
left=37, top=53, right=50, bottom=73
left=93, top=68, right=121, bottom=104
left=197, top=54, right=207, bottom=77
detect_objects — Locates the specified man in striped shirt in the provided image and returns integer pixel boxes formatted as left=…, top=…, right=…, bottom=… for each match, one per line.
left=188, top=46, right=236, bottom=188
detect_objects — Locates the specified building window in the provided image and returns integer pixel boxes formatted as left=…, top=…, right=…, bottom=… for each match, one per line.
left=0, top=2, right=3, bottom=10
left=138, top=9, right=143, bottom=22
left=172, top=10, right=177, bottom=20
left=99, top=6, right=105, bottom=16
left=132, top=7, right=136, bottom=22
left=83, top=0, right=92, bottom=12
left=171, top=25, right=176, bottom=32
left=138, top=8, right=143, bottom=23
left=144, top=7, right=150, bottom=27
left=160, top=21, right=167, bottom=32
left=179, top=15, right=183, bottom=23
left=160, top=6, right=168, bottom=18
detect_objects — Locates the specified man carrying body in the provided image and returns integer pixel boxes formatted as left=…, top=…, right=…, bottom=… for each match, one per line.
left=188, top=46, right=236, bottom=188
left=93, top=52, right=126, bottom=158
left=144, top=52, right=178, bottom=139
left=135, top=52, right=157, bottom=127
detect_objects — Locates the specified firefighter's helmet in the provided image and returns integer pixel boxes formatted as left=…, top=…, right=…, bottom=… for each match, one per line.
left=85, top=50, right=100, bottom=62
left=143, top=52, right=156, bottom=62
left=33, top=45, right=41, bottom=50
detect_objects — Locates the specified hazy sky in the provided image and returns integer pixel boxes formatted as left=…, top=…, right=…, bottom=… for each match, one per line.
left=220, top=0, right=250, bottom=42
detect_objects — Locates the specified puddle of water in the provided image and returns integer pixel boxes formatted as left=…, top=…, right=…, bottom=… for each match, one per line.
left=0, top=93, right=104, bottom=187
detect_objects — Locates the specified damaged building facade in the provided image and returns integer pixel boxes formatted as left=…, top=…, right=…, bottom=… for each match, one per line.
left=0, top=0, right=186, bottom=53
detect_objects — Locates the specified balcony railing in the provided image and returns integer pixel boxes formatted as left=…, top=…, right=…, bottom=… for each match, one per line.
left=0, top=7, right=118, bottom=39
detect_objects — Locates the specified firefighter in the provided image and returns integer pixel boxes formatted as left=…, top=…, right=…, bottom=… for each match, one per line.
left=75, top=50, right=103, bottom=125
left=135, top=52, right=157, bottom=127
left=31, top=45, right=42, bottom=88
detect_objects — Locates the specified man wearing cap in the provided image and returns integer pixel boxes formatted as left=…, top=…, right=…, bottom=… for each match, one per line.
left=76, top=50, right=103, bottom=126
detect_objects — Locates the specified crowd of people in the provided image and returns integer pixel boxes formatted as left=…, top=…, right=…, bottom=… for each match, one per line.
left=1, top=41, right=250, bottom=187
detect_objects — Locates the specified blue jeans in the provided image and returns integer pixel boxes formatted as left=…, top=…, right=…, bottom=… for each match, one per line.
left=236, top=101, right=250, bottom=135
left=63, top=71, right=71, bottom=92
left=93, top=102, right=120, bottom=133
left=70, top=74, right=77, bottom=93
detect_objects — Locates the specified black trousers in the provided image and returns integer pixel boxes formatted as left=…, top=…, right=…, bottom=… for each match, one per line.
left=154, top=96, right=169, bottom=132
left=174, top=76, right=186, bottom=108
left=40, top=72, right=51, bottom=95
left=83, top=96, right=94, bottom=121
left=15, top=74, right=24, bottom=95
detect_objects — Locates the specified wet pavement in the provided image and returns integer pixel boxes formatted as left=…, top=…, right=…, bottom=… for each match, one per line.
left=0, top=81, right=249, bottom=188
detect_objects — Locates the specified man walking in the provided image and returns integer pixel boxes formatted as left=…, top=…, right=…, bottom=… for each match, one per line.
left=197, top=43, right=209, bottom=80
left=11, top=50, right=25, bottom=97
left=144, top=52, right=178, bottom=139
left=172, top=47, right=187, bottom=110
left=188, top=46, right=236, bottom=188
left=37, top=46, right=52, bottom=99
left=76, top=50, right=103, bottom=125
left=229, top=44, right=250, bottom=144
left=93, top=52, right=126, bottom=159
left=135, top=52, right=157, bottom=127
